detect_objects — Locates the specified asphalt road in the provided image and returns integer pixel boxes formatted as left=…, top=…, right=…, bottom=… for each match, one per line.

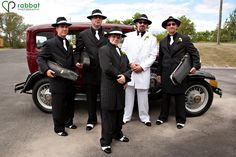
left=0, top=49, right=236, bottom=157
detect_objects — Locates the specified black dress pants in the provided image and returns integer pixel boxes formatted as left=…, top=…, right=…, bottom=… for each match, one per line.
left=159, top=93, right=186, bottom=124
left=86, top=84, right=100, bottom=124
left=100, top=109, right=124, bottom=147
left=51, top=92, right=75, bottom=133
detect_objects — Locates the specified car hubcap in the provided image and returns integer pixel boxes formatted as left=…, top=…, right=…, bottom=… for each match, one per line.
left=185, top=84, right=209, bottom=113
left=37, top=83, right=52, bottom=110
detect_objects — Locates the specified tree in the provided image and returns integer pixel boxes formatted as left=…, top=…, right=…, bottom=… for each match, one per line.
left=223, top=8, right=236, bottom=41
left=154, top=32, right=167, bottom=42
left=106, top=12, right=142, bottom=26
left=177, top=16, right=196, bottom=38
left=0, top=12, right=30, bottom=48
left=194, top=31, right=215, bottom=42
left=122, top=19, right=133, bottom=25
left=106, top=19, right=121, bottom=24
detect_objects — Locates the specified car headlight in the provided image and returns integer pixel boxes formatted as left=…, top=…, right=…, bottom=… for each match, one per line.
left=209, top=79, right=218, bottom=88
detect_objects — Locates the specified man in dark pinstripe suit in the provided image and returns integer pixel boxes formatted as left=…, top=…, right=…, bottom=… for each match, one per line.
left=98, top=27, right=131, bottom=154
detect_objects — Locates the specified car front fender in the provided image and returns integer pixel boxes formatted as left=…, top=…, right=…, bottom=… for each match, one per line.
left=14, top=71, right=46, bottom=94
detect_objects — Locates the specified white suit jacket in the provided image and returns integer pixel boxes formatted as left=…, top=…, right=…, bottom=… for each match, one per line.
left=122, top=31, right=158, bottom=89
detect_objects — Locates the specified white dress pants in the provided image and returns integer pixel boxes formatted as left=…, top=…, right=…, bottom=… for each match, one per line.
left=123, top=85, right=150, bottom=123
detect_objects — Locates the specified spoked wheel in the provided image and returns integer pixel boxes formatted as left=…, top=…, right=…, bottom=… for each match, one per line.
left=32, top=78, right=52, bottom=113
left=185, top=80, right=213, bottom=117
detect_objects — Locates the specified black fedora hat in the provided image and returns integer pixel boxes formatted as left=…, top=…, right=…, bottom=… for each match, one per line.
left=133, top=14, right=152, bottom=25
left=87, top=9, right=107, bottom=19
left=162, top=16, right=181, bottom=28
left=51, top=17, right=72, bottom=27
left=104, top=26, right=126, bottom=38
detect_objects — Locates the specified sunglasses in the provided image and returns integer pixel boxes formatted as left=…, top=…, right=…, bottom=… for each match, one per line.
left=138, top=21, right=148, bottom=25
left=167, top=23, right=176, bottom=26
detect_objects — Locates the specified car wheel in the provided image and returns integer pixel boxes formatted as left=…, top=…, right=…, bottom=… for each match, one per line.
left=185, top=80, right=213, bottom=117
left=148, top=73, right=162, bottom=100
left=32, top=78, right=52, bottom=113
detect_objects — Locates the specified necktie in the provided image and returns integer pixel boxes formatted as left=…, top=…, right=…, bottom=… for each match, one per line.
left=63, top=39, right=67, bottom=51
left=116, top=47, right=121, bottom=56
left=95, top=30, right=100, bottom=40
left=170, top=36, right=174, bottom=45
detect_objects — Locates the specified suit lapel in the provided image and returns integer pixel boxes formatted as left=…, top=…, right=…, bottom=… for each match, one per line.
left=55, top=37, right=71, bottom=56
left=87, top=29, right=98, bottom=45
left=162, top=36, right=171, bottom=56
left=55, top=37, right=65, bottom=53
left=171, top=33, right=182, bottom=57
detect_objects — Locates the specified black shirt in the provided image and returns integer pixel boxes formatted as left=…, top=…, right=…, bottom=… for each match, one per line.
left=137, top=31, right=146, bottom=37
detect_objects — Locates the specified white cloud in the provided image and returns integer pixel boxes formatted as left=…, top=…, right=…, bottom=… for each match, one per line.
left=193, top=19, right=217, bottom=32
left=194, top=0, right=219, bottom=14
left=194, top=0, right=234, bottom=14
left=5, top=0, right=235, bottom=32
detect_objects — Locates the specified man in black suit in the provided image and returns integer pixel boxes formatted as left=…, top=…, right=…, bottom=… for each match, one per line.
left=156, top=16, right=201, bottom=129
left=75, top=9, right=108, bottom=131
left=99, top=26, right=131, bottom=154
left=37, top=17, right=79, bottom=136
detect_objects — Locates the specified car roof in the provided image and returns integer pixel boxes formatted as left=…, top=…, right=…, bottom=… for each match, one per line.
left=27, top=22, right=134, bottom=33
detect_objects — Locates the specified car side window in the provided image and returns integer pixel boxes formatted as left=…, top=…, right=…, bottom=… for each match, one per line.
left=36, top=32, right=54, bottom=49
left=67, top=30, right=78, bottom=50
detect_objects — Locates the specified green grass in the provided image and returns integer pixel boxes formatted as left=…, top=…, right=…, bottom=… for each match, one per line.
left=194, top=43, right=236, bottom=67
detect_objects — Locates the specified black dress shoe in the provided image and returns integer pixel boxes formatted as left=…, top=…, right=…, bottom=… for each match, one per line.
left=116, top=136, right=129, bottom=142
left=86, top=124, right=94, bottom=131
left=122, top=121, right=127, bottom=125
left=66, top=124, right=77, bottom=129
left=144, top=122, right=151, bottom=127
left=156, top=120, right=164, bottom=125
left=56, top=131, right=68, bottom=136
left=176, top=123, right=185, bottom=129
left=101, top=146, right=112, bottom=154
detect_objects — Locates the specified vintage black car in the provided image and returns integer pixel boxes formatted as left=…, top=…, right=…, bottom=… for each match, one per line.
left=15, top=22, right=222, bottom=117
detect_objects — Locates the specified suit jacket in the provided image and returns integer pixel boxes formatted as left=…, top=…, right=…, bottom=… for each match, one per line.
left=75, top=27, right=108, bottom=85
left=122, top=31, right=157, bottom=89
left=157, top=33, right=201, bottom=94
left=37, top=35, right=76, bottom=93
left=99, top=43, right=131, bottom=110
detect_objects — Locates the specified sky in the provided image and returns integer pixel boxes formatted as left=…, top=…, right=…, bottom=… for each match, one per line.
left=1, top=0, right=235, bottom=33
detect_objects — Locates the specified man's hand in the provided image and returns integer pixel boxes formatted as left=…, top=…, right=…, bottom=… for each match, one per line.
left=156, top=75, right=161, bottom=83
left=131, top=63, right=143, bottom=73
left=130, top=63, right=136, bottom=69
left=123, top=83, right=128, bottom=89
left=76, top=62, right=83, bottom=69
left=117, top=74, right=126, bottom=84
left=190, top=67, right=197, bottom=74
left=46, top=69, right=55, bottom=78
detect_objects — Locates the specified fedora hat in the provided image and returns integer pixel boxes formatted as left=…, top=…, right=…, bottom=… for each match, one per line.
left=51, top=17, right=72, bottom=27
left=133, top=14, right=152, bottom=25
left=87, top=9, right=107, bottom=19
left=162, top=16, right=181, bottom=28
left=104, top=26, right=126, bottom=38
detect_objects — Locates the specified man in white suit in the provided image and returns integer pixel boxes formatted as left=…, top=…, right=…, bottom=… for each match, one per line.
left=122, top=14, right=157, bottom=126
